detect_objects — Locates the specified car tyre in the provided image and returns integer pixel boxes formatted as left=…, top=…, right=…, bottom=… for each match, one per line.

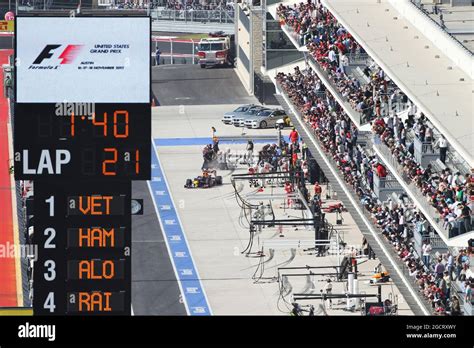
left=260, top=121, right=267, bottom=129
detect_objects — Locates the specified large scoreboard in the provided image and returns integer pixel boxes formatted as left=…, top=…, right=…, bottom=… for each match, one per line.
left=14, top=103, right=150, bottom=179
left=13, top=16, right=151, bottom=315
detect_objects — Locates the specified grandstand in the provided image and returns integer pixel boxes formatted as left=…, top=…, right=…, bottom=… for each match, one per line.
left=232, top=0, right=474, bottom=316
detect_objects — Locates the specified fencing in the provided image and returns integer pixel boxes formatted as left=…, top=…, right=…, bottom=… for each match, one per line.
left=152, top=8, right=234, bottom=24
left=152, top=37, right=198, bottom=65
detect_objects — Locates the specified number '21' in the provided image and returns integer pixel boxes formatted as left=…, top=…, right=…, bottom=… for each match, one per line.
left=102, top=148, right=140, bottom=176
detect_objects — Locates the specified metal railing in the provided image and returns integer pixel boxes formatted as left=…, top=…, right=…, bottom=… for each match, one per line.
left=372, top=135, right=473, bottom=238
left=373, top=173, right=402, bottom=190
left=280, top=23, right=382, bottom=126
left=152, top=37, right=197, bottom=65
left=305, top=54, right=368, bottom=127
left=345, top=53, right=370, bottom=65
left=409, top=0, right=473, bottom=55
left=152, top=8, right=234, bottom=24
left=413, top=135, right=438, bottom=155
left=428, top=230, right=446, bottom=250
left=282, top=24, right=303, bottom=47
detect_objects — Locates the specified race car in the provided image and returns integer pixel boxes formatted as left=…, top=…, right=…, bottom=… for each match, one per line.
left=370, top=263, right=391, bottom=284
left=369, top=271, right=391, bottom=284
left=322, top=202, right=347, bottom=213
left=184, top=169, right=223, bottom=189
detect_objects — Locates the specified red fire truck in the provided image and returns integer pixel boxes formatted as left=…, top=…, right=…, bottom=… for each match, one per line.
left=196, top=35, right=233, bottom=68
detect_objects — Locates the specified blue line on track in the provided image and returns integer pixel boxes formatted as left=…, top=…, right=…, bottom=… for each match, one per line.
left=148, top=144, right=211, bottom=315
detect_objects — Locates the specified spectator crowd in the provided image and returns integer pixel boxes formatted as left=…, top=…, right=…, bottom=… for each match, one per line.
left=164, top=0, right=234, bottom=11
left=276, top=0, right=473, bottom=237
left=107, top=0, right=234, bottom=11
left=276, top=62, right=472, bottom=315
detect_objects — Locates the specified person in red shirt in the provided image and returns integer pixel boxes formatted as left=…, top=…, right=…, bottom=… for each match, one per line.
left=289, top=127, right=299, bottom=145
left=336, top=41, right=345, bottom=54
left=292, top=152, right=298, bottom=167
left=373, top=117, right=386, bottom=133
left=314, top=181, right=322, bottom=201
left=376, top=163, right=387, bottom=178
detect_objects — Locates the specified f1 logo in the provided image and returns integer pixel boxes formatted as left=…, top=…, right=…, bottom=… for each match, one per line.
left=32, top=45, right=61, bottom=64
left=32, top=44, right=83, bottom=64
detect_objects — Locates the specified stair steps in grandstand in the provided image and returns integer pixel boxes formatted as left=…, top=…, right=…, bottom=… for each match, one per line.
left=355, top=131, right=372, bottom=147
left=432, top=155, right=467, bottom=185
left=409, top=129, right=469, bottom=177
left=451, top=281, right=466, bottom=309
left=362, top=144, right=376, bottom=158
left=444, top=152, right=471, bottom=179
left=395, top=105, right=411, bottom=119
left=275, top=92, right=431, bottom=316
left=447, top=151, right=471, bottom=174
left=432, top=159, right=448, bottom=173
left=349, top=66, right=371, bottom=85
